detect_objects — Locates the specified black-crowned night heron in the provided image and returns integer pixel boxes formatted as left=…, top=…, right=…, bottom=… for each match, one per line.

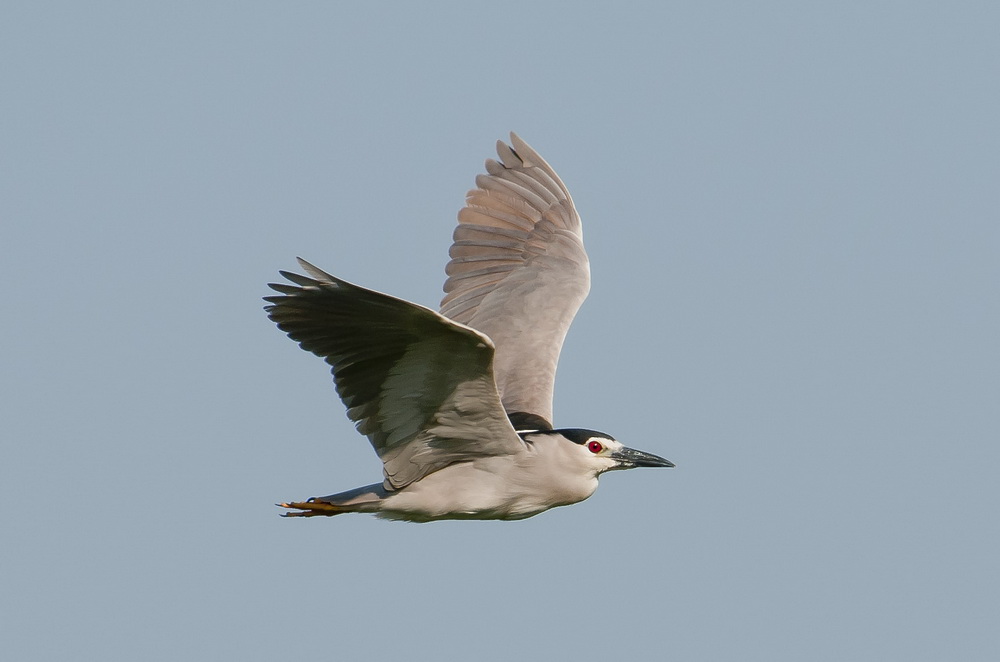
left=265, top=133, right=673, bottom=521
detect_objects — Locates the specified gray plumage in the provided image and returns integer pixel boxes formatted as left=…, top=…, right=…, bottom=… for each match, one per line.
left=265, top=133, right=672, bottom=522
left=441, top=133, right=589, bottom=428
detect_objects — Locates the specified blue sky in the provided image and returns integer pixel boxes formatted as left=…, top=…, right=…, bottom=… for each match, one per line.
left=3, top=3, right=998, bottom=660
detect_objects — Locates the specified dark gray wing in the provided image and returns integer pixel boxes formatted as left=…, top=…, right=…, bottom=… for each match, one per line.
left=440, top=133, right=590, bottom=429
left=266, top=259, right=524, bottom=489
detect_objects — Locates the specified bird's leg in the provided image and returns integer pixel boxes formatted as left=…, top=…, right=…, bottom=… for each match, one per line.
left=277, top=500, right=346, bottom=517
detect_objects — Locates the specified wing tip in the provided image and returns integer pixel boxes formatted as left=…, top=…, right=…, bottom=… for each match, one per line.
left=295, top=257, right=336, bottom=282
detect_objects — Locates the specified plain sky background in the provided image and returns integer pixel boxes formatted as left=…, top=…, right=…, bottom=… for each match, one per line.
left=2, top=2, right=997, bottom=660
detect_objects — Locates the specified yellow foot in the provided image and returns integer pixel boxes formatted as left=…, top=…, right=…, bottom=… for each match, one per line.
left=277, top=500, right=346, bottom=518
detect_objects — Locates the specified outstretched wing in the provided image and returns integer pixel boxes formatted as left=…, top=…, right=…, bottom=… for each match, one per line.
left=266, top=259, right=524, bottom=490
left=440, top=133, right=590, bottom=429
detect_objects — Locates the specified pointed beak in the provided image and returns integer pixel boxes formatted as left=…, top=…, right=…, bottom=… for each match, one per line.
left=610, top=446, right=675, bottom=469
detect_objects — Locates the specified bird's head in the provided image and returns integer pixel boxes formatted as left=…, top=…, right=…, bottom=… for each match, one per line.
left=523, top=428, right=674, bottom=476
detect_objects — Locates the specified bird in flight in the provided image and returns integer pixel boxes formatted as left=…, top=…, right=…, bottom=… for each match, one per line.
left=265, top=133, right=673, bottom=521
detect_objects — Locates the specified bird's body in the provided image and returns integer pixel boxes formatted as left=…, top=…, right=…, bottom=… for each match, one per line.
left=301, top=430, right=620, bottom=521
left=266, top=133, right=673, bottom=521
left=313, top=442, right=593, bottom=522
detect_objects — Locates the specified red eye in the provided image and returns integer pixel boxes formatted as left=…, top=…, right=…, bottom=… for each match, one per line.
left=587, top=441, right=604, bottom=454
